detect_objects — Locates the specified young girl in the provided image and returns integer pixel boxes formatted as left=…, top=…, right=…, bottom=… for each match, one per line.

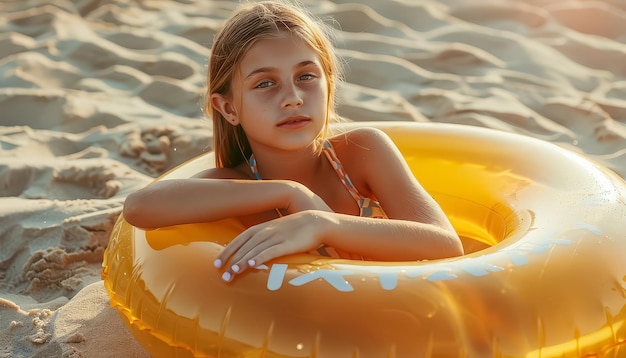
left=123, top=0, right=463, bottom=282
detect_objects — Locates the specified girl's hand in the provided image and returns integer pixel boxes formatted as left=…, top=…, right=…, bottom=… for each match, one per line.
left=213, top=210, right=330, bottom=282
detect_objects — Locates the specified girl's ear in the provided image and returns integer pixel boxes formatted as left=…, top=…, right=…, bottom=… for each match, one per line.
left=211, top=93, right=239, bottom=126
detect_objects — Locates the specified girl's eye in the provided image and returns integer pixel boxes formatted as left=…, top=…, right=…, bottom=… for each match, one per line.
left=299, top=74, right=316, bottom=81
left=255, top=80, right=274, bottom=89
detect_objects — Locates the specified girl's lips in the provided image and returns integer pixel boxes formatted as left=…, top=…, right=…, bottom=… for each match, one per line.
left=276, top=116, right=311, bottom=129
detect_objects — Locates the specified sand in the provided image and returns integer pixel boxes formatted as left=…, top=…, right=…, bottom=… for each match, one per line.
left=1, top=0, right=624, bottom=357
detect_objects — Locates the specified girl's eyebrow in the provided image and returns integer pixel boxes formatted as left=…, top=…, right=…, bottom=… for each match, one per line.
left=244, top=60, right=318, bottom=80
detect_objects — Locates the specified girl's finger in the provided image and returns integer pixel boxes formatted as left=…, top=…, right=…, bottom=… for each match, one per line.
left=217, top=225, right=275, bottom=281
left=226, top=226, right=266, bottom=265
left=228, top=228, right=281, bottom=272
left=232, top=239, right=286, bottom=275
left=214, top=227, right=256, bottom=268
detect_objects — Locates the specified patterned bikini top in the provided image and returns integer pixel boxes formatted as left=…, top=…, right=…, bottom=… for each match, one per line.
left=248, top=140, right=388, bottom=219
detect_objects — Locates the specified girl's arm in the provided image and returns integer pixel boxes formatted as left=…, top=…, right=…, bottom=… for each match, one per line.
left=216, top=209, right=459, bottom=276
left=339, top=126, right=463, bottom=258
left=322, top=212, right=460, bottom=260
left=122, top=177, right=331, bottom=229
left=215, top=128, right=464, bottom=280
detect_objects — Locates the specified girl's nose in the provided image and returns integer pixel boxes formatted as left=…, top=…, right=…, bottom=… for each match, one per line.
left=281, top=83, right=303, bottom=108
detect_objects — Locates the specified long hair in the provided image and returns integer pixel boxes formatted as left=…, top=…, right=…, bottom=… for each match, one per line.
left=204, top=0, right=344, bottom=168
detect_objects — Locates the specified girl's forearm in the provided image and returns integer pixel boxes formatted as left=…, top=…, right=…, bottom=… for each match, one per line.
left=123, top=179, right=299, bottom=229
left=320, top=212, right=463, bottom=261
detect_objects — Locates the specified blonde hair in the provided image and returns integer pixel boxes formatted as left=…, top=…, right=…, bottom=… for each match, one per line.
left=204, top=0, right=344, bottom=168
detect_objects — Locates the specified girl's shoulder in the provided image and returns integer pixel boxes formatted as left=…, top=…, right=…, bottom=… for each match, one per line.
left=327, top=126, right=403, bottom=198
left=328, top=126, right=396, bottom=159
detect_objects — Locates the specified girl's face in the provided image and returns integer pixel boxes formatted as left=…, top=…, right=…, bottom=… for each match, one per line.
left=230, top=32, right=329, bottom=154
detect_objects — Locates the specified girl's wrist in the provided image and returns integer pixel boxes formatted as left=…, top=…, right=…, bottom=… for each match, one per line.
left=310, top=210, right=337, bottom=247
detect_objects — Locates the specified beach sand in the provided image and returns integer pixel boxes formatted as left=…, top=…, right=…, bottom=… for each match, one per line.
left=1, top=0, right=625, bottom=357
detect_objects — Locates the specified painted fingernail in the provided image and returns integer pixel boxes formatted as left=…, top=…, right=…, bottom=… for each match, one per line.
left=213, top=259, right=222, bottom=268
left=231, top=264, right=240, bottom=273
left=248, top=259, right=255, bottom=267
left=221, top=271, right=231, bottom=281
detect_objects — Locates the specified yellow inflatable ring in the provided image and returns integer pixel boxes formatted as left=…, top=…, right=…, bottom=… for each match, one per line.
left=102, top=122, right=626, bottom=357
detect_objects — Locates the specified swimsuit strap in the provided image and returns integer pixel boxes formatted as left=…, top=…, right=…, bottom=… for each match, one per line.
left=321, top=141, right=363, bottom=202
left=322, top=141, right=388, bottom=219
left=249, top=154, right=262, bottom=180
